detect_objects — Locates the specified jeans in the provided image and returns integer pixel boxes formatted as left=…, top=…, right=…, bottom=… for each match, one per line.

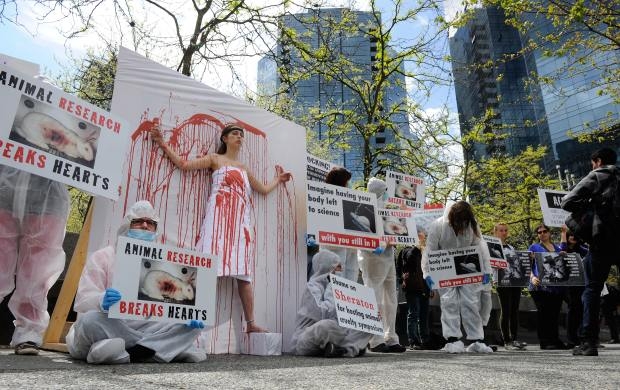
left=406, top=292, right=429, bottom=345
left=497, top=287, right=521, bottom=343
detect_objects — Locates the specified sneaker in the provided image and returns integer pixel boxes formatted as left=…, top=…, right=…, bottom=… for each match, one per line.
left=512, top=340, right=527, bottom=350
left=504, top=343, right=515, bottom=351
left=369, top=343, right=390, bottom=353
left=14, top=341, right=39, bottom=356
left=323, top=342, right=346, bottom=358
left=441, top=340, right=465, bottom=354
left=572, top=342, right=598, bottom=356
left=386, top=343, right=407, bottom=353
left=607, top=339, right=620, bottom=344
left=466, top=341, right=493, bottom=353
left=409, top=343, right=422, bottom=351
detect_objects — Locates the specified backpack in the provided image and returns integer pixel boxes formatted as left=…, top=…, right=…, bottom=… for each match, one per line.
left=598, top=169, right=620, bottom=223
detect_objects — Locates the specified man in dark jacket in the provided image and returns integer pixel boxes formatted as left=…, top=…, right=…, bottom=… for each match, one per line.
left=561, top=148, right=620, bottom=356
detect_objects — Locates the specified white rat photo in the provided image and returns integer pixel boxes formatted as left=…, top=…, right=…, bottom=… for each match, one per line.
left=138, top=260, right=197, bottom=305
left=383, top=216, right=408, bottom=236
left=394, top=180, right=417, bottom=201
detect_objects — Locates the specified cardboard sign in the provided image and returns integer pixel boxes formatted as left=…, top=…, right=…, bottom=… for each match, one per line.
left=0, top=64, right=129, bottom=199
left=483, top=235, right=508, bottom=269
left=331, top=274, right=384, bottom=336
left=307, top=154, right=335, bottom=183
left=307, top=181, right=382, bottom=250
left=497, top=251, right=532, bottom=287
left=411, top=204, right=444, bottom=234
left=426, top=246, right=484, bottom=288
left=386, top=170, right=425, bottom=209
left=534, top=252, right=585, bottom=287
left=379, top=208, right=418, bottom=245
left=537, top=188, right=570, bottom=228
left=108, top=236, right=218, bottom=325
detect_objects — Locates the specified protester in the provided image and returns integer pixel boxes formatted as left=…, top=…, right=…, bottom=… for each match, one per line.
left=528, top=223, right=568, bottom=350
left=291, top=250, right=371, bottom=357
left=358, top=177, right=406, bottom=353
left=601, top=279, right=620, bottom=344
left=559, top=225, right=587, bottom=348
left=66, top=201, right=207, bottom=364
left=561, top=147, right=620, bottom=356
left=322, top=167, right=359, bottom=282
left=151, top=123, right=291, bottom=333
left=422, top=201, right=493, bottom=353
left=396, top=230, right=431, bottom=350
left=493, top=223, right=526, bottom=350
left=0, top=166, right=70, bottom=355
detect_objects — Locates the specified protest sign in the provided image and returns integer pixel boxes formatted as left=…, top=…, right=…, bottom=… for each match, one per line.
left=331, top=274, right=384, bottom=336
left=0, top=64, right=129, bottom=199
left=426, top=246, right=484, bottom=288
left=307, top=181, right=382, bottom=250
left=385, top=170, right=425, bottom=209
left=534, top=252, right=585, bottom=287
left=108, top=236, right=218, bottom=325
left=411, top=204, right=444, bottom=234
left=537, top=188, right=570, bottom=227
left=307, top=154, right=335, bottom=183
left=497, top=251, right=532, bottom=287
left=379, top=208, right=418, bottom=245
left=483, top=235, right=508, bottom=269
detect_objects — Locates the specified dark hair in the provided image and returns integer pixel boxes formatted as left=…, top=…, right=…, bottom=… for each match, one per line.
left=448, top=201, right=480, bottom=237
left=216, top=124, right=244, bottom=155
left=325, top=167, right=351, bottom=187
left=591, top=148, right=617, bottom=166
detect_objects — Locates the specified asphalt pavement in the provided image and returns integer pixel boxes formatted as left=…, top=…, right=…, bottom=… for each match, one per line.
left=1, top=344, right=620, bottom=389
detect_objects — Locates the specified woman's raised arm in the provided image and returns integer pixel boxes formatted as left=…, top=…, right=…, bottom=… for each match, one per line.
left=150, top=125, right=213, bottom=171
left=247, top=165, right=291, bottom=195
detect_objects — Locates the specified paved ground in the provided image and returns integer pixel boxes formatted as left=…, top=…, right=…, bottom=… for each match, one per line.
left=1, top=344, right=619, bottom=389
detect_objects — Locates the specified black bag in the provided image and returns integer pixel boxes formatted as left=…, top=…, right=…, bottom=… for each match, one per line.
left=565, top=206, right=595, bottom=242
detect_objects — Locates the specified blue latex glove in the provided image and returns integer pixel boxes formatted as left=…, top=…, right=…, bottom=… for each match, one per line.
left=186, top=320, right=205, bottom=329
left=101, top=288, right=122, bottom=311
left=306, top=234, right=318, bottom=248
left=482, top=273, right=492, bottom=285
left=424, top=276, right=435, bottom=290
left=373, top=246, right=384, bottom=255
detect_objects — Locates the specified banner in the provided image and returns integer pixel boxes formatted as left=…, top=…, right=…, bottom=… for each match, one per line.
left=306, top=154, right=335, bottom=183
left=497, top=251, right=532, bottom=287
left=379, top=208, right=418, bottom=245
left=331, top=274, right=383, bottom=336
left=0, top=64, right=129, bottom=199
left=482, top=235, right=508, bottom=269
left=108, top=236, right=218, bottom=325
left=411, top=204, right=444, bottom=234
left=385, top=170, right=425, bottom=209
left=534, top=252, right=585, bottom=287
left=537, top=188, right=570, bottom=227
left=307, top=181, right=382, bottom=250
left=426, top=246, right=484, bottom=288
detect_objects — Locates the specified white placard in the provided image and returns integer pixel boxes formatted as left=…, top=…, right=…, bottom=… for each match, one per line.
left=331, top=274, right=384, bottom=336
left=379, top=208, right=418, bottom=245
left=0, top=64, right=129, bottom=199
left=307, top=181, right=382, bottom=250
left=386, top=170, right=425, bottom=209
left=108, top=236, right=218, bottom=325
left=537, top=188, right=570, bottom=227
left=411, top=204, right=444, bottom=234
left=482, top=235, right=508, bottom=269
left=427, top=246, right=484, bottom=288
left=307, top=153, right=335, bottom=183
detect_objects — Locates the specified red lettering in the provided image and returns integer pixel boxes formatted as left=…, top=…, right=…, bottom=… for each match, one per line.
left=106, top=118, right=113, bottom=129
left=58, top=97, right=67, bottom=109
left=113, top=121, right=121, bottom=133
left=37, top=155, right=46, bottom=168
left=157, top=305, right=163, bottom=317
left=3, top=142, right=13, bottom=158
left=75, top=103, right=81, bottom=116
left=67, top=100, right=74, bottom=113
left=119, top=301, right=126, bottom=313
left=98, top=113, right=105, bottom=127
left=82, top=107, right=90, bottom=120
left=13, top=146, right=23, bottom=163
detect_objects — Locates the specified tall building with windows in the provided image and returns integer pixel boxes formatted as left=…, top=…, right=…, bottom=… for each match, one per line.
left=257, top=7, right=410, bottom=183
left=449, top=6, right=554, bottom=169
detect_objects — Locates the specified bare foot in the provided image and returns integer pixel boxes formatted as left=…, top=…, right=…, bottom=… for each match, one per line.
left=246, top=322, right=269, bottom=333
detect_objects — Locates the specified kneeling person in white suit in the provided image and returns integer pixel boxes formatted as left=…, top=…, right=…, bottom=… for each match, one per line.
left=66, top=200, right=207, bottom=364
left=292, top=250, right=371, bottom=357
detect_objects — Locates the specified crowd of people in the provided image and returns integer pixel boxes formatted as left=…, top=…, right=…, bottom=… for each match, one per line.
left=1, top=116, right=619, bottom=365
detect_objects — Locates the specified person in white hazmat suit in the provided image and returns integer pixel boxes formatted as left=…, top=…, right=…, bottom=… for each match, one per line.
left=357, top=177, right=406, bottom=353
left=422, top=200, right=494, bottom=353
left=292, top=250, right=371, bottom=357
left=0, top=166, right=70, bottom=355
left=66, top=200, right=207, bottom=364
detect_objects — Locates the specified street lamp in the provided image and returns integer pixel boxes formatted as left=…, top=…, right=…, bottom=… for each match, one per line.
left=555, top=164, right=564, bottom=189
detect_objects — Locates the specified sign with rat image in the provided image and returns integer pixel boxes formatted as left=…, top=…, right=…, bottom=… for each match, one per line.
left=0, top=63, right=130, bottom=199
left=307, top=181, right=382, bottom=250
left=385, top=170, right=425, bottom=209
left=426, top=246, right=484, bottom=288
left=534, top=252, right=585, bottom=287
left=108, top=236, right=218, bottom=324
left=482, top=235, right=508, bottom=269
left=497, top=251, right=532, bottom=288
left=379, top=209, right=418, bottom=245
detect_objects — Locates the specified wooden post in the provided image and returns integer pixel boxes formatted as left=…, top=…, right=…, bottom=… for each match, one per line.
left=42, top=203, right=93, bottom=352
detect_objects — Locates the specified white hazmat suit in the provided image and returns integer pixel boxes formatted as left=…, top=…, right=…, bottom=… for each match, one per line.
left=357, top=177, right=402, bottom=351
left=0, top=166, right=69, bottom=348
left=292, top=250, right=371, bottom=357
left=421, top=202, right=492, bottom=353
left=66, top=201, right=207, bottom=364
